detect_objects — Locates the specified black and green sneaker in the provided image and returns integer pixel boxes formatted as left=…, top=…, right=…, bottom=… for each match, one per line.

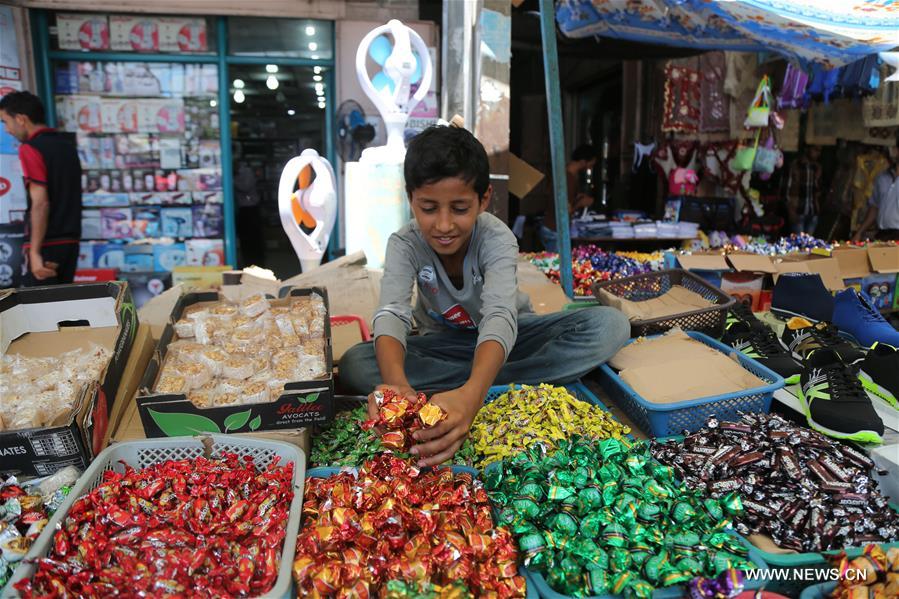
left=721, top=320, right=803, bottom=384
left=780, top=317, right=865, bottom=365
left=798, top=348, right=884, bottom=444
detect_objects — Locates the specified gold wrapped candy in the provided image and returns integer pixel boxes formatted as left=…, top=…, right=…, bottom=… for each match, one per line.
left=468, top=384, right=630, bottom=468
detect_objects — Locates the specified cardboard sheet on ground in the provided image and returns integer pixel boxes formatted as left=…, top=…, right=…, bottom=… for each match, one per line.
left=610, top=329, right=766, bottom=404
left=596, top=285, right=713, bottom=322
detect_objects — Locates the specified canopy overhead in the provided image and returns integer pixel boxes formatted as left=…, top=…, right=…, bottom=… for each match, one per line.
left=556, top=0, right=899, bottom=68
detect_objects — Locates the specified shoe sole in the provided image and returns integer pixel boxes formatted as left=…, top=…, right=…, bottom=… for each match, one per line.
left=771, top=307, right=820, bottom=323
left=796, top=386, right=884, bottom=444
left=858, top=370, right=899, bottom=411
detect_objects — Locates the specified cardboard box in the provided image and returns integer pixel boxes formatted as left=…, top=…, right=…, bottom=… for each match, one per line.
left=675, top=253, right=729, bottom=288
left=0, top=282, right=138, bottom=476
left=101, top=323, right=155, bottom=449
left=135, top=287, right=334, bottom=437
left=158, top=17, right=208, bottom=53
left=110, top=15, right=160, bottom=52
left=720, top=272, right=765, bottom=310
left=831, top=246, right=872, bottom=281
left=56, top=13, right=110, bottom=51
left=773, top=254, right=844, bottom=292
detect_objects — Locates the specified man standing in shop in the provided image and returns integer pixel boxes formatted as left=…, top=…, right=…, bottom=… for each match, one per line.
left=785, top=144, right=822, bottom=236
left=853, top=144, right=899, bottom=242
left=0, top=91, right=81, bottom=286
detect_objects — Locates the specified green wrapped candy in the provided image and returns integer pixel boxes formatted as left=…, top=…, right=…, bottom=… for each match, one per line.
left=579, top=512, right=606, bottom=539
left=547, top=485, right=575, bottom=501
left=721, top=492, right=744, bottom=516
left=519, top=482, right=544, bottom=501
left=576, top=486, right=602, bottom=512
left=637, top=502, right=661, bottom=523
left=547, top=512, right=579, bottom=536
left=627, top=579, right=654, bottom=599
left=702, top=497, right=724, bottom=521
left=585, top=569, right=610, bottom=594
left=511, top=497, right=541, bottom=519
left=609, top=547, right=632, bottom=573
left=671, top=531, right=701, bottom=555
left=610, top=571, right=634, bottom=595
left=672, top=501, right=698, bottom=524
left=602, top=523, right=628, bottom=548
left=676, top=556, right=703, bottom=574
left=643, top=551, right=671, bottom=583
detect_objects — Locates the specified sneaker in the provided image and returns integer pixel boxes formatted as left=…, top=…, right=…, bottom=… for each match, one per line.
left=721, top=321, right=803, bottom=384
left=833, top=288, right=899, bottom=348
left=780, top=317, right=866, bottom=365
left=771, top=273, right=834, bottom=323
left=857, top=343, right=899, bottom=410
left=725, top=301, right=759, bottom=330
left=798, top=348, right=884, bottom=443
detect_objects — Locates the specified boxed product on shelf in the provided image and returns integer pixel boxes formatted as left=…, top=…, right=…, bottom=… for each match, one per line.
left=185, top=238, right=225, bottom=266
left=0, top=282, right=138, bottom=476
left=177, top=167, right=222, bottom=191
left=83, top=170, right=101, bottom=192
left=131, top=207, right=161, bottom=239
left=121, top=271, right=172, bottom=308
left=100, top=98, right=139, bottom=134
left=68, top=95, right=103, bottom=134
left=153, top=242, right=186, bottom=271
left=75, top=135, right=101, bottom=169
left=92, top=242, right=125, bottom=269
left=55, top=62, right=80, bottom=94
left=193, top=190, right=223, bottom=204
left=74, top=268, right=118, bottom=283
left=56, top=13, right=110, bottom=51
left=198, top=140, right=221, bottom=168
left=183, top=98, right=219, bottom=138
left=110, top=15, right=160, bottom=52
left=160, top=206, right=193, bottom=237
left=82, top=192, right=129, bottom=207
left=136, top=287, right=334, bottom=436
left=192, top=203, right=224, bottom=238
left=100, top=207, right=133, bottom=239
left=138, top=99, right=185, bottom=134
left=158, top=17, right=208, bottom=52
left=81, top=209, right=102, bottom=239
left=77, top=242, right=96, bottom=269
left=122, top=244, right=154, bottom=272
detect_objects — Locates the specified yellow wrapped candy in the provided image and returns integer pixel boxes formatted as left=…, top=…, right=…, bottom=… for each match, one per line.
left=468, top=384, right=630, bottom=468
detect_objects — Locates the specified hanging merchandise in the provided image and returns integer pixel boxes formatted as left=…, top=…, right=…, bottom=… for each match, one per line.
left=725, top=52, right=760, bottom=139
left=744, top=76, right=772, bottom=128
left=662, top=62, right=701, bottom=133
left=777, top=63, right=809, bottom=110
left=752, top=130, right=782, bottom=178
left=850, top=149, right=890, bottom=232
left=805, top=63, right=842, bottom=104
left=863, top=64, right=899, bottom=127
left=699, top=51, right=729, bottom=132
left=730, top=130, right=761, bottom=172
left=668, top=167, right=699, bottom=196
left=882, top=51, right=899, bottom=81
left=837, top=54, right=881, bottom=98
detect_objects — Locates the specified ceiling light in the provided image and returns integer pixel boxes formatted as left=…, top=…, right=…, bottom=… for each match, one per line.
left=287, top=109, right=296, bottom=116
left=318, top=102, right=326, bottom=109
left=233, top=89, right=245, bottom=104
left=313, top=75, right=322, bottom=82
left=313, top=66, right=322, bottom=74
left=314, top=82, right=324, bottom=92
left=266, top=75, right=279, bottom=90
left=209, top=99, right=217, bottom=107
left=232, top=78, right=245, bottom=89
left=305, top=25, right=315, bottom=36
left=265, top=64, right=278, bottom=73
left=308, top=42, right=318, bottom=51
left=311, top=54, right=319, bottom=60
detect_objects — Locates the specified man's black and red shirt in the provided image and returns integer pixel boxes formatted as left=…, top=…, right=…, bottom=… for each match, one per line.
left=18, top=127, right=82, bottom=242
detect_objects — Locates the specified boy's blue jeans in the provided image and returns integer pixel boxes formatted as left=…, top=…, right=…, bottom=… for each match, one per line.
left=339, top=306, right=630, bottom=395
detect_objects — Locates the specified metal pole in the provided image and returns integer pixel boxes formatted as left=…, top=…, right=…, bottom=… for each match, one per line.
left=538, top=0, right=573, bottom=297
left=216, top=17, right=238, bottom=268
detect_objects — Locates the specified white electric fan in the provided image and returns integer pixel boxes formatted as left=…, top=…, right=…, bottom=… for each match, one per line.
left=278, top=149, right=337, bottom=272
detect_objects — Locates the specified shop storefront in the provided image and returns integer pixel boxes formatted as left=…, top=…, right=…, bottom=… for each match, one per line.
left=24, top=10, right=336, bottom=294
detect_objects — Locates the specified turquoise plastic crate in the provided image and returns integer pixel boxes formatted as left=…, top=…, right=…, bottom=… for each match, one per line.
left=799, top=582, right=836, bottom=599
left=598, top=331, right=784, bottom=436
left=303, top=466, right=537, bottom=599
left=524, top=531, right=769, bottom=599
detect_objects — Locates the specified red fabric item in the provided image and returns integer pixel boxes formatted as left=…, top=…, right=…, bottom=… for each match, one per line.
left=18, top=143, right=46, bottom=186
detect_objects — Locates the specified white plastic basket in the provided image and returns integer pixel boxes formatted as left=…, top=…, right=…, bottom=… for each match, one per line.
left=3, top=435, right=305, bottom=599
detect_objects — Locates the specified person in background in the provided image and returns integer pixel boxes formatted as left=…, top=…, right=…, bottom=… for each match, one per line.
left=785, top=144, right=822, bottom=236
left=234, top=161, right=265, bottom=267
left=853, top=142, right=899, bottom=242
left=0, top=91, right=81, bottom=286
left=539, top=145, right=596, bottom=252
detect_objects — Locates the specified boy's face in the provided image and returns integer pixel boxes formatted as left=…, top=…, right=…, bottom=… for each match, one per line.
left=410, top=177, right=490, bottom=259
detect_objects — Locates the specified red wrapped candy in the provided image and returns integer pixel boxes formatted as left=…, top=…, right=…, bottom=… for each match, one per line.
left=362, top=389, right=447, bottom=453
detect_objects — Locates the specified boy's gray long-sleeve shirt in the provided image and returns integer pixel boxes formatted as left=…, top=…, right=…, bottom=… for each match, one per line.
left=372, top=212, right=533, bottom=359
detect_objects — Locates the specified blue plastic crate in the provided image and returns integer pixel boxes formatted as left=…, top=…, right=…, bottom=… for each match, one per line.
left=524, top=530, right=770, bottom=599
left=598, top=331, right=784, bottom=437
left=303, top=466, right=537, bottom=599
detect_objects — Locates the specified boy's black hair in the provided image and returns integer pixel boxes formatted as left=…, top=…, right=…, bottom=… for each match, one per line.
left=571, top=144, right=596, bottom=162
left=404, top=125, right=490, bottom=197
left=0, top=91, right=46, bottom=124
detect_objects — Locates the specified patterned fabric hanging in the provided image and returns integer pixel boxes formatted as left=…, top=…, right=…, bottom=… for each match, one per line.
left=700, top=52, right=730, bottom=132
left=863, top=65, right=899, bottom=127
left=663, top=63, right=701, bottom=133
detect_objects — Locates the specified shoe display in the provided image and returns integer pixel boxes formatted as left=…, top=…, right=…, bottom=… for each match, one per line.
left=721, top=320, right=803, bottom=384
left=780, top=317, right=866, bottom=365
left=725, top=301, right=759, bottom=330
left=798, top=348, right=884, bottom=443
left=857, top=343, right=899, bottom=410
left=833, top=288, right=899, bottom=348
left=771, top=273, right=834, bottom=323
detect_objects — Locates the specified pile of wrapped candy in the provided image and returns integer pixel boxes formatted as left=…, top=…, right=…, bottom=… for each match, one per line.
left=156, top=293, right=328, bottom=407
left=468, top=384, right=630, bottom=468
left=825, top=544, right=899, bottom=598
left=294, top=454, right=527, bottom=598
left=15, top=453, right=294, bottom=598
left=485, top=437, right=759, bottom=598
left=0, top=468, right=78, bottom=590
left=690, top=231, right=833, bottom=255
left=528, top=247, right=664, bottom=296
left=362, top=388, right=448, bottom=453
left=651, top=413, right=899, bottom=552
left=0, top=344, right=111, bottom=431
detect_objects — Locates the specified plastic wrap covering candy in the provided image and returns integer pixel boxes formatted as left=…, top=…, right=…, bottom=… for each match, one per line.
left=468, top=384, right=630, bottom=469
left=0, top=467, right=78, bottom=592
left=14, top=453, right=294, bottom=598
left=826, top=544, right=899, bottom=598
left=0, top=344, right=111, bottom=432
left=527, top=249, right=663, bottom=297
left=651, top=413, right=899, bottom=553
left=361, top=389, right=447, bottom=454
left=484, top=437, right=759, bottom=599
left=311, top=406, right=477, bottom=468
left=293, top=455, right=527, bottom=598
left=158, top=293, right=328, bottom=406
